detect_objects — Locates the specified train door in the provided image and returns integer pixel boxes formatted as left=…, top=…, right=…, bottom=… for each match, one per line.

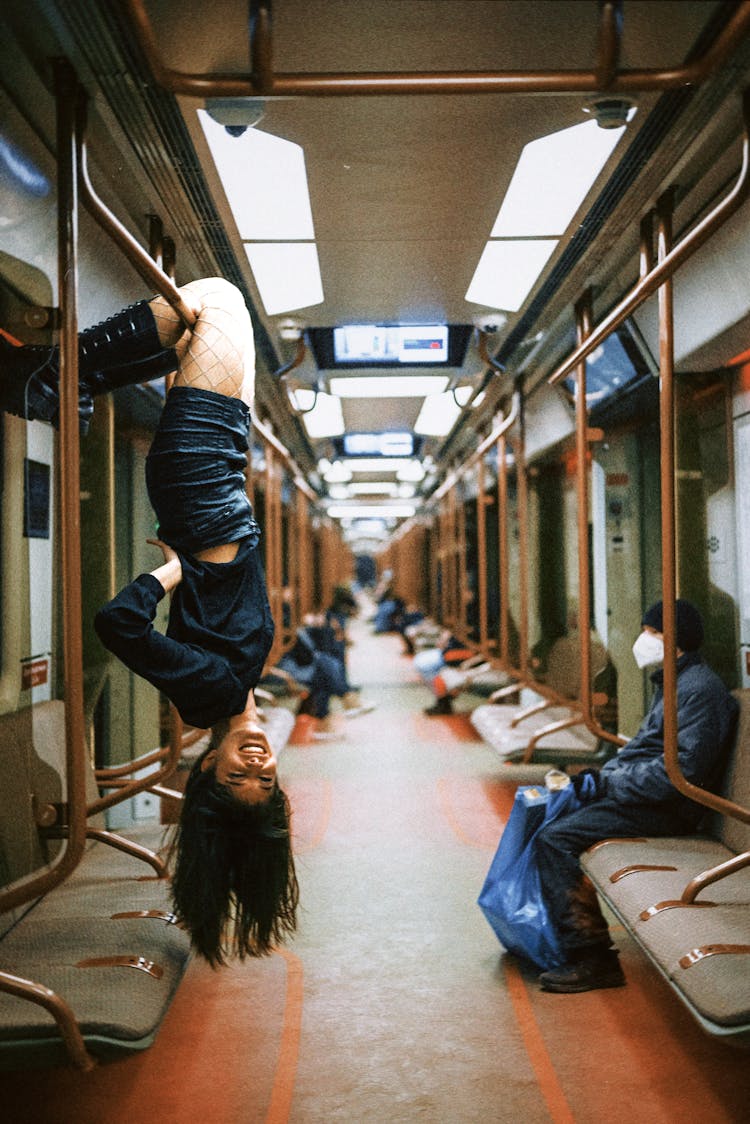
left=591, top=425, right=659, bottom=735
left=735, top=402, right=750, bottom=687
left=676, top=373, right=739, bottom=689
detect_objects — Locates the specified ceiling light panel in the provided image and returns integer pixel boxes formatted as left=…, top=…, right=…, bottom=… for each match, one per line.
left=244, top=243, right=324, bottom=316
left=327, top=504, right=416, bottom=519
left=330, top=375, right=449, bottom=398
left=414, top=391, right=462, bottom=436
left=465, top=240, right=558, bottom=313
left=300, top=392, right=345, bottom=438
left=198, top=112, right=315, bottom=239
left=491, top=120, right=626, bottom=238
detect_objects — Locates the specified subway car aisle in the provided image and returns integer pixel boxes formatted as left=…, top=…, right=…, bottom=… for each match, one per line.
left=2, top=619, right=749, bottom=1124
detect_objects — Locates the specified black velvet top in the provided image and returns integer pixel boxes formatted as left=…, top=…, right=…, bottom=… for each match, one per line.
left=94, top=536, right=274, bottom=729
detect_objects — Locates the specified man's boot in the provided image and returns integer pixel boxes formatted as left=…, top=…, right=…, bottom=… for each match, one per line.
left=424, top=695, right=454, bottom=716
left=538, top=946, right=625, bottom=993
left=0, top=299, right=177, bottom=433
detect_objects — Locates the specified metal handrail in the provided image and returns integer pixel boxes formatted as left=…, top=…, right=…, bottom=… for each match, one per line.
left=548, top=89, right=750, bottom=387
left=655, top=193, right=750, bottom=825
left=433, top=392, right=519, bottom=502
left=123, top=0, right=750, bottom=98
left=0, top=62, right=88, bottom=916
left=79, top=125, right=318, bottom=507
left=86, top=706, right=184, bottom=818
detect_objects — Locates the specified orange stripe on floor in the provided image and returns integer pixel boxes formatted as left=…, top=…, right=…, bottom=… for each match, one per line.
left=265, top=949, right=305, bottom=1124
left=503, top=958, right=577, bottom=1124
left=436, top=776, right=500, bottom=848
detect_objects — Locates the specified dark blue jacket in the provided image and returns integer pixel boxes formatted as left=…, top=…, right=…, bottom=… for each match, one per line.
left=601, top=652, right=738, bottom=820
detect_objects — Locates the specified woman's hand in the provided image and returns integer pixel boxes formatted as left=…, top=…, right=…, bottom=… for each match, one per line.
left=147, top=538, right=182, bottom=592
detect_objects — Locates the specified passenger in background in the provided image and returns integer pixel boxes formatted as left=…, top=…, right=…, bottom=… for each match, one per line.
left=389, top=601, right=426, bottom=655
left=416, top=629, right=490, bottom=715
left=535, top=600, right=738, bottom=993
left=279, top=620, right=376, bottom=739
left=3, top=277, right=298, bottom=965
left=323, top=584, right=359, bottom=672
left=327, top=583, right=358, bottom=633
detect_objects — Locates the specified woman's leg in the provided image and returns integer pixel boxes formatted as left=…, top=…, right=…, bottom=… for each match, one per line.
left=150, top=278, right=255, bottom=406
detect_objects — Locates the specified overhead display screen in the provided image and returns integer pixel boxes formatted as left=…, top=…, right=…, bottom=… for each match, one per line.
left=333, top=324, right=449, bottom=364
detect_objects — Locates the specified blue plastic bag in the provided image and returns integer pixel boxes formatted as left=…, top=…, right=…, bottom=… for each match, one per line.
left=478, top=784, right=581, bottom=970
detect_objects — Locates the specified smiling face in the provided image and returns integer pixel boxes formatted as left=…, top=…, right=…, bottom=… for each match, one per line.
left=201, top=720, right=278, bottom=806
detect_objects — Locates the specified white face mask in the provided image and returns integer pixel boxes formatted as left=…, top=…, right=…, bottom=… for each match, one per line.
left=632, top=630, right=665, bottom=669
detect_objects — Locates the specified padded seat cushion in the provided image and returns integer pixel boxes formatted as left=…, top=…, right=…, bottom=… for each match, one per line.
left=0, top=917, right=189, bottom=1042
left=631, top=905, right=750, bottom=1028
left=582, top=837, right=750, bottom=925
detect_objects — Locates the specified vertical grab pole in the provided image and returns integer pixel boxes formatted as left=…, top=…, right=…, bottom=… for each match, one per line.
left=476, top=457, right=489, bottom=654
left=574, top=291, right=594, bottom=719
left=497, top=428, right=510, bottom=668
left=657, top=189, right=679, bottom=789
left=514, top=395, right=530, bottom=680
left=56, top=62, right=89, bottom=878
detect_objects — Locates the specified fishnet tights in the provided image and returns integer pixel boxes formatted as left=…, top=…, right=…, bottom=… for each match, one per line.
left=150, top=278, right=255, bottom=405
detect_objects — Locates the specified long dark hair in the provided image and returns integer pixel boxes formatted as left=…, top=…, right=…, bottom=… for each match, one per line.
left=170, top=736, right=299, bottom=967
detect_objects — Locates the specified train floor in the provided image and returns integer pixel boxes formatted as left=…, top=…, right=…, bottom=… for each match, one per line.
left=2, top=613, right=750, bottom=1123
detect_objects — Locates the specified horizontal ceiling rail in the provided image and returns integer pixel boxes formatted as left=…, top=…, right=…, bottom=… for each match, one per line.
left=123, top=0, right=750, bottom=98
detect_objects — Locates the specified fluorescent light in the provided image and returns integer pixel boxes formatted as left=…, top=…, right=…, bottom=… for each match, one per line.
left=397, top=483, right=416, bottom=498
left=491, top=120, right=626, bottom=238
left=453, top=385, right=475, bottom=406
left=322, top=461, right=352, bottom=482
left=244, top=243, right=323, bottom=316
left=396, top=461, right=426, bottom=482
left=329, top=375, right=449, bottom=398
left=300, top=392, right=344, bottom=438
left=288, top=386, right=317, bottom=412
left=327, top=485, right=351, bottom=500
left=198, top=113, right=315, bottom=239
left=341, top=458, right=414, bottom=473
left=327, top=504, right=416, bottom=519
left=348, top=482, right=399, bottom=496
left=465, top=239, right=558, bottom=312
left=414, top=391, right=462, bottom=436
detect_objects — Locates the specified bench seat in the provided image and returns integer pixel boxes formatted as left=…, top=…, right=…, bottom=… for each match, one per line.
left=580, top=688, right=750, bottom=1044
left=0, top=701, right=192, bottom=1069
left=471, top=698, right=613, bottom=764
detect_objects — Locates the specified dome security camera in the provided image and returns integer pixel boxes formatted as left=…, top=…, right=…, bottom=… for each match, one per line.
left=204, top=98, right=265, bottom=136
left=583, top=97, right=635, bottom=130
left=473, top=313, right=507, bottom=335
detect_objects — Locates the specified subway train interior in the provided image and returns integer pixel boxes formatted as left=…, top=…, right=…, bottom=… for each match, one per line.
left=1, top=0, right=750, bottom=1120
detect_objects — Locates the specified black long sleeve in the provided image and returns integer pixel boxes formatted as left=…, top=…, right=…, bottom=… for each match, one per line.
left=94, top=539, right=274, bottom=728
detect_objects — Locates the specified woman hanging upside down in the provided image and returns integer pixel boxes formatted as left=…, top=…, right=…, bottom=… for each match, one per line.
left=2, top=277, right=299, bottom=966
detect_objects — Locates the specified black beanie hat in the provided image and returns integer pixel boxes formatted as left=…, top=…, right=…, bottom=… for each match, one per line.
left=641, top=599, right=704, bottom=651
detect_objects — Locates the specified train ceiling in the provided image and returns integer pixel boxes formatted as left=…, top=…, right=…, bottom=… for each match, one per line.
left=13, top=0, right=750, bottom=542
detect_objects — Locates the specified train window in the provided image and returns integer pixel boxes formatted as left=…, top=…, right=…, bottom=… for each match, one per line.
left=23, top=459, right=50, bottom=539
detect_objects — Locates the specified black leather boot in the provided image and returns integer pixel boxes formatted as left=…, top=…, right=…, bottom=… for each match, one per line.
left=538, top=946, right=625, bottom=993
left=424, top=695, right=454, bottom=716
left=1, top=299, right=177, bottom=434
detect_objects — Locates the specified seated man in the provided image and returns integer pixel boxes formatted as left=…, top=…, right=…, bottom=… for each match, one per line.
left=535, top=600, right=738, bottom=993
left=279, top=624, right=375, bottom=739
